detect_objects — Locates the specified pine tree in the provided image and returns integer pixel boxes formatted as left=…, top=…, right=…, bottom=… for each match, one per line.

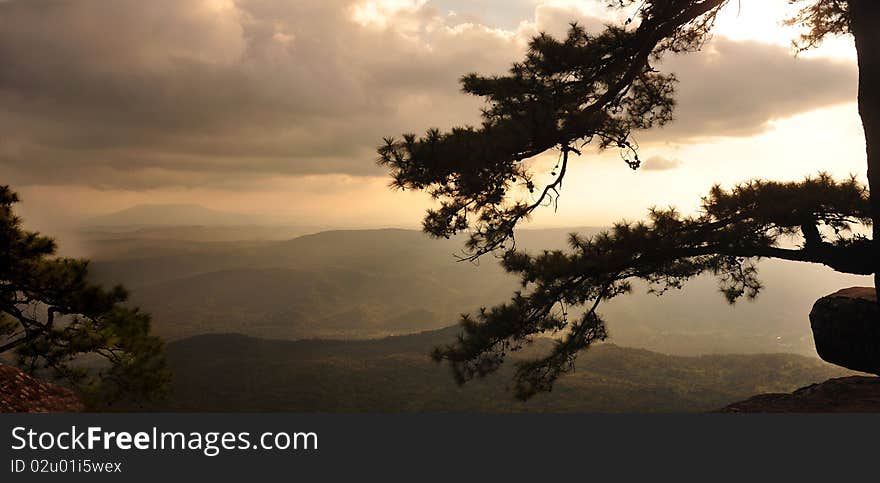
left=0, top=186, right=169, bottom=406
left=379, top=0, right=879, bottom=399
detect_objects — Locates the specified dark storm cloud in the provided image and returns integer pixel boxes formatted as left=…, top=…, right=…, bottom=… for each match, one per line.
left=0, top=0, right=859, bottom=189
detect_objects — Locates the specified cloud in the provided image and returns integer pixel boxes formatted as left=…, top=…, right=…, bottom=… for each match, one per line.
left=640, top=155, right=682, bottom=171
left=0, top=0, right=859, bottom=190
left=647, top=37, right=857, bottom=143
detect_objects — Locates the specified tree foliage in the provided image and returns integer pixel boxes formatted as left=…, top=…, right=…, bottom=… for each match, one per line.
left=432, top=175, right=872, bottom=399
left=380, top=0, right=729, bottom=260
left=0, top=186, right=169, bottom=406
left=787, top=0, right=852, bottom=51
left=380, top=0, right=877, bottom=399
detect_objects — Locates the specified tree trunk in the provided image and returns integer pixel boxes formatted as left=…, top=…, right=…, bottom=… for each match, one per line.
left=848, top=0, right=880, bottom=301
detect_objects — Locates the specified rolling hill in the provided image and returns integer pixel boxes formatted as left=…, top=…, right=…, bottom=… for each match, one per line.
left=83, top=228, right=870, bottom=355
left=149, top=327, right=853, bottom=412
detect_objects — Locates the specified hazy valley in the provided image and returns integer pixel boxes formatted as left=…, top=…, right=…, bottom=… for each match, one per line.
left=153, top=327, right=851, bottom=412
left=35, top=205, right=857, bottom=411
left=80, top=212, right=870, bottom=357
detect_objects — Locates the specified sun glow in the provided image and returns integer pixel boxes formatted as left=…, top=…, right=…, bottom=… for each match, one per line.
left=713, top=0, right=856, bottom=60
left=204, top=0, right=235, bottom=12
left=350, top=0, right=428, bottom=28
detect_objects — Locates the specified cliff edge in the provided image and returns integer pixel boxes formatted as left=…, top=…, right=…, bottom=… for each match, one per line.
left=0, top=364, right=84, bottom=412
left=720, top=376, right=880, bottom=412
left=722, top=286, right=880, bottom=412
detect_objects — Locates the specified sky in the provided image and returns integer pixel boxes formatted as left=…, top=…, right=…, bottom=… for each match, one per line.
left=0, top=0, right=865, bottom=232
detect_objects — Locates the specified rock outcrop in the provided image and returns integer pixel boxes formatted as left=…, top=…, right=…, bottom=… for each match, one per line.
left=810, top=287, right=880, bottom=374
left=719, top=376, right=880, bottom=412
left=722, top=287, right=880, bottom=412
left=0, top=364, right=84, bottom=412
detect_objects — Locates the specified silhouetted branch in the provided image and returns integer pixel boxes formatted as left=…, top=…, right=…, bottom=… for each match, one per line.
left=434, top=174, right=874, bottom=398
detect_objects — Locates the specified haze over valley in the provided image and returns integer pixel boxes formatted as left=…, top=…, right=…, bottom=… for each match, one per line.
left=48, top=204, right=864, bottom=411
left=78, top=205, right=869, bottom=357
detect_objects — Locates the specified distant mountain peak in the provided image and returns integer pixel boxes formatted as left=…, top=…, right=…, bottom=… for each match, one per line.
left=85, top=203, right=258, bottom=227
left=122, top=203, right=207, bottom=210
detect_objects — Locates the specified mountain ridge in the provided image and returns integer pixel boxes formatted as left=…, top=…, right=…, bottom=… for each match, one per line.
left=153, top=328, right=852, bottom=412
left=85, top=203, right=260, bottom=227
left=83, top=227, right=872, bottom=355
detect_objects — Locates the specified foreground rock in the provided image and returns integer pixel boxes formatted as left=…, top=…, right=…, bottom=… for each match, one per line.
left=0, top=364, right=84, bottom=412
left=810, top=287, right=880, bottom=374
left=720, top=376, right=880, bottom=412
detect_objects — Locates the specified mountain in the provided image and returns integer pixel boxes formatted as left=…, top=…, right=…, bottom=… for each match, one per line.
left=149, top=328, right=852, bottom=412
left=121, top=230, right=520, bottom=340
left=78, top=225, right=323, bottom=243
left=85, top=204, right=259, bottom=227
left=83, top=228, right=871, bottom=356
left=720, top=376, right=880, bottom=412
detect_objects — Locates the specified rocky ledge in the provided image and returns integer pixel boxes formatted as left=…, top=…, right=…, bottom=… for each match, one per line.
left=721, top=287, right=880, bottom=412
left=0, top=364, right=84, bottom=412
left=810, top=287, right=879, bottom=374
left=720, top=376, right=880, bottom=412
